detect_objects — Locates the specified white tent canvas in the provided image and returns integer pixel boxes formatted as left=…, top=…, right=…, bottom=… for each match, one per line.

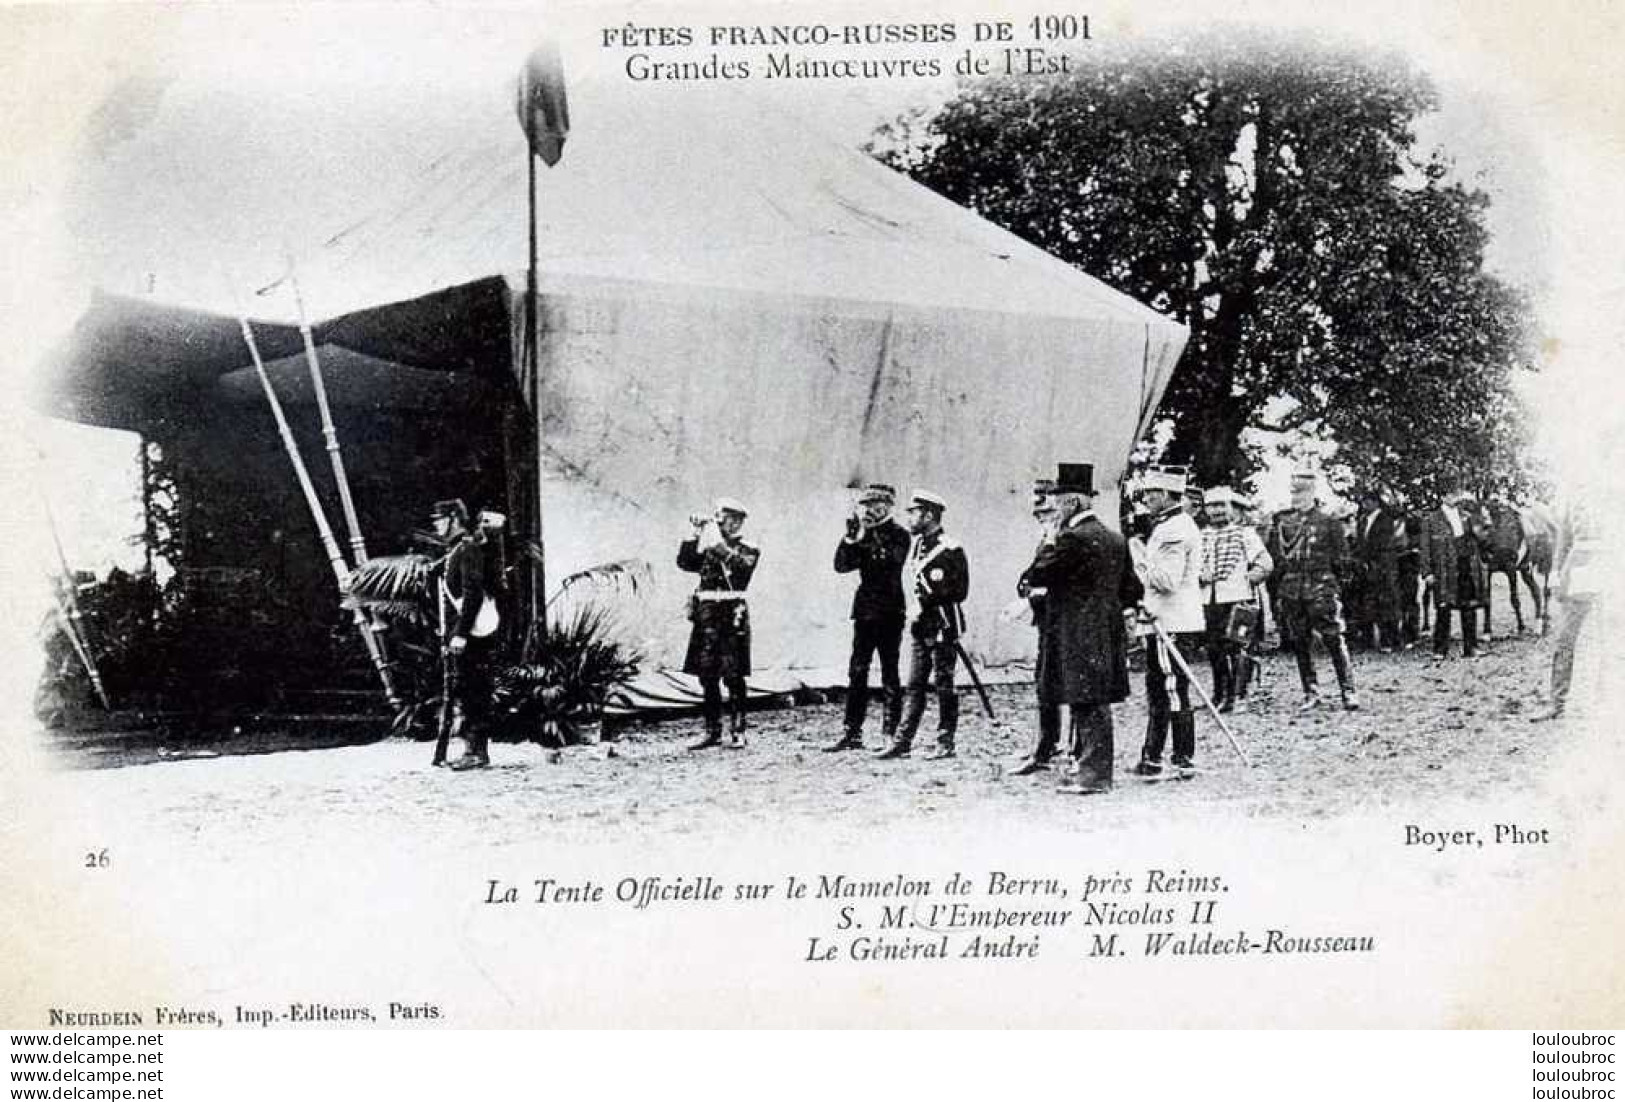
left=49, top=69, right=1187, bottom=688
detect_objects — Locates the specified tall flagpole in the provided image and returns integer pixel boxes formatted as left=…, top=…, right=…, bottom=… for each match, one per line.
left=526, top=139, right=546, bottom=654
left=516, top=40, right=569, bottom=660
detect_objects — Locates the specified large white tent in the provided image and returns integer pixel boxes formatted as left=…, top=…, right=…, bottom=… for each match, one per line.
left=42, top=66, right=1187, bottom=694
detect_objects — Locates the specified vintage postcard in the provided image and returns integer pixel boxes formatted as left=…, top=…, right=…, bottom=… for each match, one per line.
left=1, top=0, right=1621, bottom=1030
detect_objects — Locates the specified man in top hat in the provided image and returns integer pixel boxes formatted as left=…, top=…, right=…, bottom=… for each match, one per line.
left=431, top=498, right=499, bottom=770
left=878, top=490, right=970, bottom=760
left=826, top=483, right=912, bottom=752
left=678, top=497, right=761, bottom=749
left=1352, top=488, right=1407, bottom=653
left=1266, top=465, right=1359, bottom=709
left=1417, top=483, right=1490, bottom=660
left=1199, top=486, right=1273, bottom=713
left=1016, top=463, right=1143, bottom=793
left=1130, top=465, right=1205, bottom=777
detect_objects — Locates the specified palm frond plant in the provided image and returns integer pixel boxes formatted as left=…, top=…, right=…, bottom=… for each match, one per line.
left=490, top=603, right=643, bottom=747
left=551, top=558, right=654, bottom=604
left=341, top=553, right=438, bottom=627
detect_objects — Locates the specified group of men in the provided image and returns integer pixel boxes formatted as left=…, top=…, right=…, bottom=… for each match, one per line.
left=677, top=485, right=971, bottom=759
left=428, top=459, right=1586, bottom=781
left=670, top=461, right=1376, bottom=794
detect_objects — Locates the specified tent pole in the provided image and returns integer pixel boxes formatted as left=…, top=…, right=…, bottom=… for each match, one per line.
left=35, top=474, right=112, bottom=710
left=236, top=316, right=401, bottom=709
left=526, top=147, right=547, bottom=654
left=287, top=262, right=370, bottom=566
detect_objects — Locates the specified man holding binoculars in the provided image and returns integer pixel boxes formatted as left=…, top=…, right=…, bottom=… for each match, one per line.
left=827, top=483, right=912, bottom=753
left=677, top=498, right=760, bottom=749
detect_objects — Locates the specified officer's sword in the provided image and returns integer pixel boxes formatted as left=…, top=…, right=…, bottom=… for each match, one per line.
left=937, top=605, right=996, bottom=720
left=1141, top=609, right=1251, bottom=767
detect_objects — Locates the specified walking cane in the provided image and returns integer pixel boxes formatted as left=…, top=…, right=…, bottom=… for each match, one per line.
left=1141, top=609, right=1251, bottom=767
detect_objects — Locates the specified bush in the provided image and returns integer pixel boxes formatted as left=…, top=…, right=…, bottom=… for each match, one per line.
left=489, top=605, right=643, bottom=746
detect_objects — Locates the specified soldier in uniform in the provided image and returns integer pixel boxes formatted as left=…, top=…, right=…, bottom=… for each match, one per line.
left=431, top=498, right=499, bottom=770
left=877, top=490, right=969, bottom=761
left=1130, top=465, right=1205, bottom=777
left=826, top=483, right=911, bottom=752
left=1199, top=487, right=1272, bottom=713
left=1418, top=485, right=1490, bottom=659
left=1016, top=463, right=1142, bottom=793
left=1267, top=466, right=1360, bottom=709
left=677, top=498, right=760, bottom=749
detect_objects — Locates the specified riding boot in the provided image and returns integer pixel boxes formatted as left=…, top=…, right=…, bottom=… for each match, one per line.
left=1293, top=644, right=1318, bottom=696
left=878, top=688, right=924, bottom=759
left=689, top=714, right=723, bottom=750
left=728, top=689, right=748, bottom=748
left=1327, top=634, right=1356, bottom=693
left=1213, top=659, right=1232, bottom=713
left=927, top=693, right=958, bottom=758
left=1170, top=713, right=1196, bottom=770
left=451, top=718, right=490, bottom=770
left=881, top=688, right=903, bottom=744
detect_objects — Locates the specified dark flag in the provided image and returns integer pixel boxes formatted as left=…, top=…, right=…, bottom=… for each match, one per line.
left=515, top=42, right=570, bottom=166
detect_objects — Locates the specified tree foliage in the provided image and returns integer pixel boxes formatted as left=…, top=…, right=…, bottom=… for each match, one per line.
left=871, top=32, right=1538, bottom=502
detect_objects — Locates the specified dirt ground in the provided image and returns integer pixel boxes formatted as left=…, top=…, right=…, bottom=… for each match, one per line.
left=42, top=623, right=1577, bottom=852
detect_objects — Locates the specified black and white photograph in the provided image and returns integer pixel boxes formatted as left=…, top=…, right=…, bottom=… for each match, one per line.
left=2, top=0, right=1622, bottom=1035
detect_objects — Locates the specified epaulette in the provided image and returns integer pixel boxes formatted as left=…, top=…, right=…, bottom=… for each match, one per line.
left=935, top=535, right=961, bottom=551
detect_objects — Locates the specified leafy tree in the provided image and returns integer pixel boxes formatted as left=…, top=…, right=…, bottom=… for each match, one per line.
left=871, top=32, right=1538, bottom=499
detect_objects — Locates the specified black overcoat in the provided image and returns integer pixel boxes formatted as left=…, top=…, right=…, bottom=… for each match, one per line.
left=1025, top=513, right=1141, bottom=705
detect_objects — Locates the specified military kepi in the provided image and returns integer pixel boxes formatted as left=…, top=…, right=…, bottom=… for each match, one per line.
left=1054, top=462, right=1095, bottom=495
left=715, top=496, right=749, bottom=517
left=858, top=483, right=897, bottom=504
left=908, top=489, right=947, bottom=513
left=431, top=498, right=469, bottom=524
left=1141, top=464, right=1188, bottom=494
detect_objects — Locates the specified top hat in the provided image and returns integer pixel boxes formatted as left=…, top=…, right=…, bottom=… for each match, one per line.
left=1053, top=462, right=1096, bottom=496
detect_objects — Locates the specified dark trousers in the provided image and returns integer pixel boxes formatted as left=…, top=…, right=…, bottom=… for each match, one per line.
left=844, top=616, right=904, bottom=735
left=1397, top=565, right=1422, bottom=644
left=700, top=675, right=748, bottom=733
left=1142, top=630, right=1200, bottom=764
left=899, top=629, right=958, bottom=748
left=1033, top=701, right=1062, bottom=762
left=1203, top=604, right=1241, bottom=705
left=1069, top=704, right=1115, bottom=783
left=1279, top=595, right=1355, bottom=694
left=439, top=637, right=495, bottom=760
left=1353, top=619, right=1402, bottom=650
left=1432, top=606, right=1480, bottom=657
